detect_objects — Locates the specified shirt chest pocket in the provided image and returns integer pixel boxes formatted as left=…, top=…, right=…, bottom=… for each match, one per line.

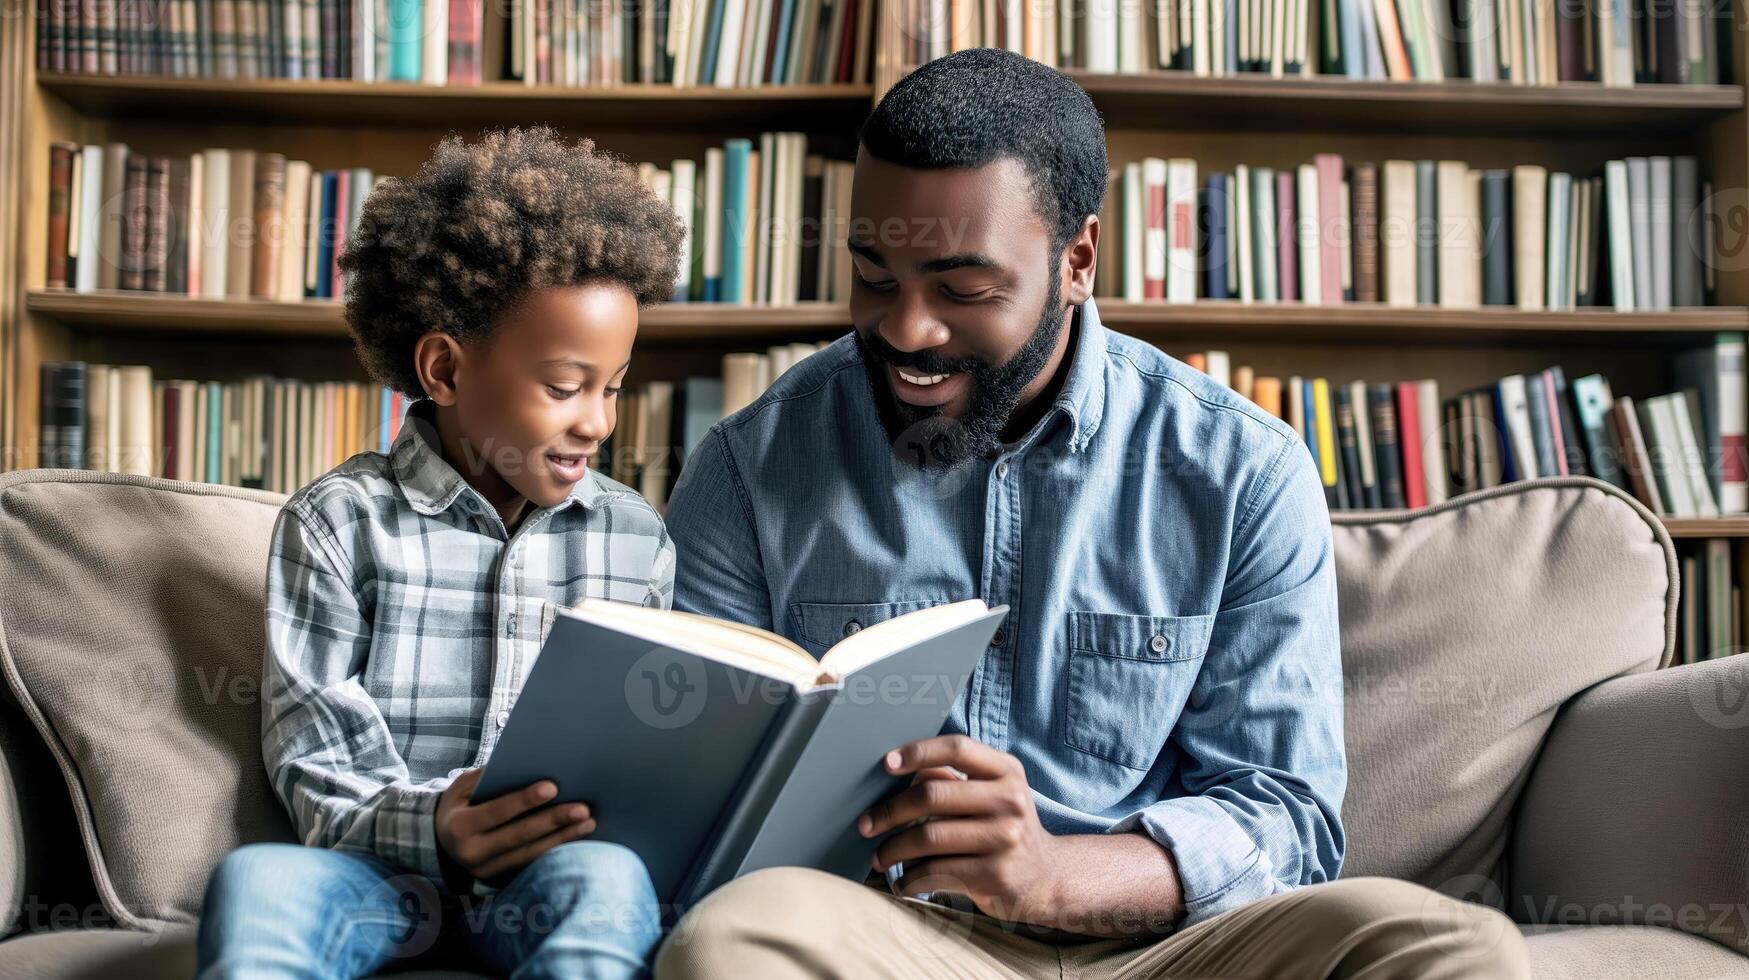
left=790, top=599, right=949, bottom=658
left=1064, top=610, right=1215, bottom=771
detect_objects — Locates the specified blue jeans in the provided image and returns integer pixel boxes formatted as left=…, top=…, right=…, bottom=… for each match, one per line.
left=195, top=841, right=663, bottom=980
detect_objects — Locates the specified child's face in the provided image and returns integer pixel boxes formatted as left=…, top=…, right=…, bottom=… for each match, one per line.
left=448, top=282, right=637, bottom=510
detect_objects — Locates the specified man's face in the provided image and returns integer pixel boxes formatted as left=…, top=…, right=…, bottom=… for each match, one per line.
left=847, top=152, right=1074, bottom=468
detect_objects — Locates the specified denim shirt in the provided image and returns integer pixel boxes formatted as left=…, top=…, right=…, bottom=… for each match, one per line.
left=663, top=299, right=1345, bottom=927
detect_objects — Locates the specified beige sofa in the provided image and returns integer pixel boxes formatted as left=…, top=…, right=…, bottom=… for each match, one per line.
left=0, top=469, right=1745, bottom=978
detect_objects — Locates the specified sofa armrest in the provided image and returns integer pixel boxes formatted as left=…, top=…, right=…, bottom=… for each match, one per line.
left=1511, top=656, right=1749, bottom=955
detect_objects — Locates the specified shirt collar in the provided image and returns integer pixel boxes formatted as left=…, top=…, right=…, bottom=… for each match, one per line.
left=1046, top=299, right=1109, bottom=454
left=389, top=398, right=601, bottom=517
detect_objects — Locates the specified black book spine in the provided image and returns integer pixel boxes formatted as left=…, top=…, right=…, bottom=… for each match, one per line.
left=1548, top=367, right=1591, bottom=477
left=1334, top=387, right=1366, bottom=510
left=1370, top=384, right=1406, bottom=508
left=59, top=361, right=89, bottom=468
left=39, top=363, right=61, bottom=469
left=1481, top=170, right=1512, bottom=305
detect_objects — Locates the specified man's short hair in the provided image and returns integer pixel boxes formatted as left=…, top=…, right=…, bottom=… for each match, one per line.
left=858, top=48, right=1109, bottom=253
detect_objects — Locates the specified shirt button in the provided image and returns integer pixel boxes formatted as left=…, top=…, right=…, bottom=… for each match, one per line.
left=995, top=460, right=1010, bottom=479
left=990, top=628, right=1006, bottom=647
left=496, top=710, right=510, bottom=728
left=1150, top=634, right=1170, bottom=655
left=843, top=620, right=863, bottom=636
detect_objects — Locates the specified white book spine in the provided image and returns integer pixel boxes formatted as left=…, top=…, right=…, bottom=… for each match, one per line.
left=76, top=146, right=103, bottom=293
left=200, top=149, right=230, bottom=299
left=1296, top=164, right=1321, bottom=305
left=1605, top=159, right=1634, bottom=311
left=1166, top=158, right=1199, bottom=303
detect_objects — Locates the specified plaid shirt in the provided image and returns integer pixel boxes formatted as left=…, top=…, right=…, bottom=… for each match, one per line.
left=260, top=397, right=674, bottom=881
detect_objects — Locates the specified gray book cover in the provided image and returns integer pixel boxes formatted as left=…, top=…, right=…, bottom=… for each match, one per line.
left=1416, top=161, right=1438, bottom=305
left=1480, top=170, right=1512, bottom=305
left=473, top=603, right=1008, bottom=907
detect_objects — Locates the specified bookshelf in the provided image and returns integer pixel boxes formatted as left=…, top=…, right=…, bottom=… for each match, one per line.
left=6, top=0, right=1749, bottom=560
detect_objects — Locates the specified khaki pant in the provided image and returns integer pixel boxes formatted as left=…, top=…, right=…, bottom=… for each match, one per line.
left=654, top=869, right=1530, bottom=980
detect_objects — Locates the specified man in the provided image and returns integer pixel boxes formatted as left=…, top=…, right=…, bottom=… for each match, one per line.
left=656, top=48, right=1528, bottom=978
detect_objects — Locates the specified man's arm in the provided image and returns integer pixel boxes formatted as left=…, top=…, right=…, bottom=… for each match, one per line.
left=664, top=428, right=773, bottom=628
left=861, top=435, right=1345, bottom=936
left=1106, top=434, right=1346, bottom=924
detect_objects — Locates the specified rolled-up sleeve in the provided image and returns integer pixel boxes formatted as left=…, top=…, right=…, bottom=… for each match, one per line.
left=1108, top=435, right=1346, bottom=926
left=664, top=428, right=774, bottom=630
left=259, top=504, right=451, bottom=879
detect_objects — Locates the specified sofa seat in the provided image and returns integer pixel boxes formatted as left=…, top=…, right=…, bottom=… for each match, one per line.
left=1521, top=924, right=1749, bottom=979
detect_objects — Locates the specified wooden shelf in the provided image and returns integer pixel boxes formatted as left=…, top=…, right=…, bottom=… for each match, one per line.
left=1067, top=71, right=1746, bottom=135
left=1089, top=300, right=1749, bottom=345
left=28, top=291, right=1749, bottom=346
left=1660, top=517, right=1749, bottom=538
left=23, top=290, right=853, bottom=342
left=34, top=73, right=875, bottom=130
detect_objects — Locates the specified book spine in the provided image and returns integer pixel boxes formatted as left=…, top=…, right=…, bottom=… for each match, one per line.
left=1353, top=162, right=1378, bottom=303
left=1395, top=381, right=1426, bottom=508
left=142, top=156, right=169, bottom=291
left=46, top=144, right=74, bottom=289
left=120, top=154, right=148, bottom=290
left=1334, top=385, right=1365, bottom=508
left=1369, top=383, right=1405, bottom=507
left=673, top=690, right=831, bottom=908
left=1414, top=159, right=1437, bottom=305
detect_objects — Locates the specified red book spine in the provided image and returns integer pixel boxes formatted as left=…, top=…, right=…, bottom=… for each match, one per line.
left=46, top=144, right=73, bottom=288
left=1315, top=153, right=1344, bottom=304
left=1395, top=382, right=1426, bottom=509
left=447, top=0, right=480, bottom=83
left=1144, top=179, right=1165, bottom=300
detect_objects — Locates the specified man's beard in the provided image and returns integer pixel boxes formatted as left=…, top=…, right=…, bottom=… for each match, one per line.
left=856, top=278, right=1068, bottom=471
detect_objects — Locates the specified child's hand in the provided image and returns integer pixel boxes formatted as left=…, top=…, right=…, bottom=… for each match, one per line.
left=435, top=768, right=596, bottom=882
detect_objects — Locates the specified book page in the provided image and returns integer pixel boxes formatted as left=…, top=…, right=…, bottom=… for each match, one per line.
left=570, top=600, right=823, bottom=687
left=818, top=599, right=992, bottom=678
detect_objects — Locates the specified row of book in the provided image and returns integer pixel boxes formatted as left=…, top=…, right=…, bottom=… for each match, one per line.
left=1676, top=539, right=1749, bottom=665
left=874, top=0, right=1732, bottom=89
left=36, top=362, right=411, bottom=494
left=41, top=136, right=859, bottom=306
left=1093, top=154, right=1718, bottom=311
left=1178, top=334, right=1747, bottom=515
left=603, top=340, right=829, bottom=507
left=34, top=340, right=832, bottom=496
left=35, top=0, right=875, bottom=85
left=43, top=143, right=381, bottom=299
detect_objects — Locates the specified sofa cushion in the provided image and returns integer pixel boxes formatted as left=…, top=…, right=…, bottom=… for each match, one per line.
left=1331, top=477, right=1674, bottom=900
left=0, top=471, right=297, bottom=930
left=0, top=927, right=495, bottom=979
left=1520, top=923, right=1749, bottom=979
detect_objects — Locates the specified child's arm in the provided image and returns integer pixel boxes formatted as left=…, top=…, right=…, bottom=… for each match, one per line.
left=644, top=526, right=675, bottom=610
left=259, top=503, right=450, bottom=879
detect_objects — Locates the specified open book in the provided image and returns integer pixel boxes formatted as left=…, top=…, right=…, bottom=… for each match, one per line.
left=472, top=598, right=1008, bottom=907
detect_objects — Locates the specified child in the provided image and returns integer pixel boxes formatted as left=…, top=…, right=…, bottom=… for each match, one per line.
left=196, top=127, right=684, bottom=979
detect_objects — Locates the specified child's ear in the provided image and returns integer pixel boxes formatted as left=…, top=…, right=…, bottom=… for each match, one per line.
left=414, top=332, right=464, bottom=406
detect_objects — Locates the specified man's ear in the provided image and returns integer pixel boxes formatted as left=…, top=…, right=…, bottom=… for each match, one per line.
left=413, top=332, right=464, bottom=407
left=1061, top=214, right=1098, bottom=307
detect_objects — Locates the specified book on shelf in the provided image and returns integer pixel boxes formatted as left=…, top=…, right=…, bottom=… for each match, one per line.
left=34, top=0, right=873, bottom=86
left=1173, top=332, right=1747, bottom=517
left=606, top=340, right=831, bottom=508
left=42, top=136, right=856, bottom=308
left=1673, top=537, right=1749, bottom=665
left=470, top=596, right=1007, bottom=905
left=36, top=361, right=410, bottom=492
left=871, top=0, right=1731, bottom=89
left=1090, top=151, right=1719, bottom=311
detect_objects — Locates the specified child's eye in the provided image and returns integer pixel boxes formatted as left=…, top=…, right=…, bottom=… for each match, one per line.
left=604, top=387, right=622, bottom=398
left=546, top=385, right=579, bottom=399
left=855, top=271, right=896, bottom=292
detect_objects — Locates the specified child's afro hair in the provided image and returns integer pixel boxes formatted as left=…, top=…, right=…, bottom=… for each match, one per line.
left=340, top=126, right=684, bottom=396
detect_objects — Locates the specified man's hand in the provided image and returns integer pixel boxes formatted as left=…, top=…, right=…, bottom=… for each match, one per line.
left=858, top=734, right=1184, bottom=937
left=436, top=768, right=596, bottom=883
left=858, top=734, right=1059, bottom=922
